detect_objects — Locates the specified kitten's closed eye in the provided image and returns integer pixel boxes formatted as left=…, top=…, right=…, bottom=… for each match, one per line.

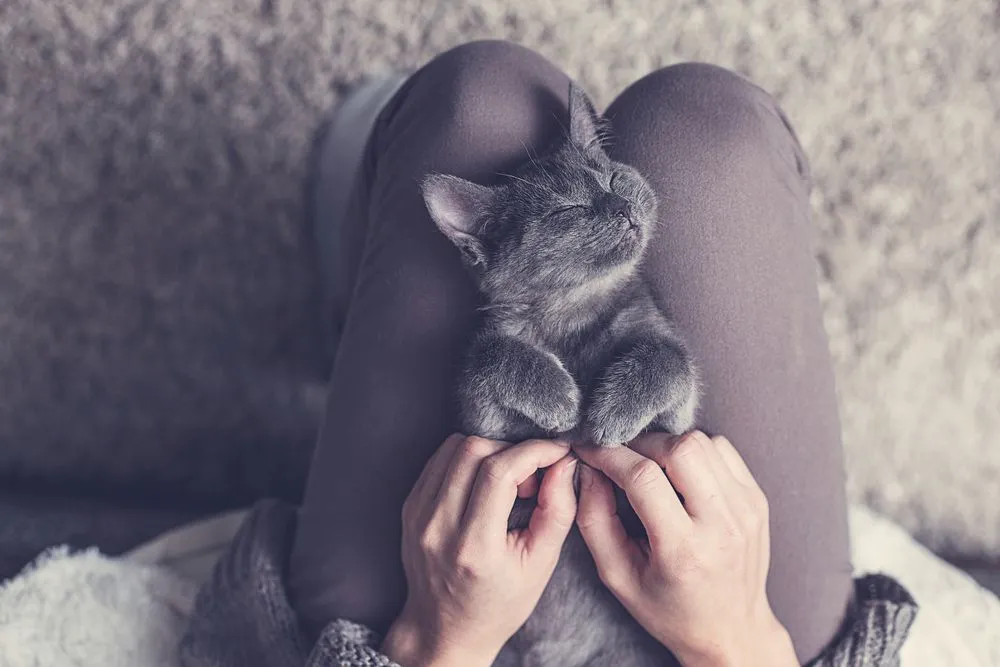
left=549, top=204, right=586, bottom=217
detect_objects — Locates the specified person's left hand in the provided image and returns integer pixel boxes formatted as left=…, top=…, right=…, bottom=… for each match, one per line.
left=381, top=433, right=578, bottom=667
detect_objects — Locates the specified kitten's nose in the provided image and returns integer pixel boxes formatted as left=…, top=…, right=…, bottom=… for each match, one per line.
left=604, top=193, right=632, bottom=221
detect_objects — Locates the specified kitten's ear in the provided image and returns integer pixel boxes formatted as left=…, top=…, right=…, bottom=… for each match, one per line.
left=421, top=174, right=493, bottom=268
left=568, top=82, right=603, bottom=150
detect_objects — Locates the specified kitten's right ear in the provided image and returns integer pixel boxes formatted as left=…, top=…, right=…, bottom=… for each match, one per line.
left=568, top=82, right=603, bottom=151
left=421, top=174, right=493, bottom=268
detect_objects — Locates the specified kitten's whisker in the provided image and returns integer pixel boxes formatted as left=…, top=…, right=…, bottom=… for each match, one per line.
left=518, top=140, right=537, bottom=169
left=477, top=302, right=528, bottom=315
left=520, top=139, right=557, bottom=188
left=495, top=171, right=560, bottom=198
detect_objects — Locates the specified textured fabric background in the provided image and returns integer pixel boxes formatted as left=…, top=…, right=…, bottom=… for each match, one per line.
left=0, top=1, right=997, bottom=565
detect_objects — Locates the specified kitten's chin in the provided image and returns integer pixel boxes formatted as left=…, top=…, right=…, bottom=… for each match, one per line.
left=612, top=229, right=647, bottom=264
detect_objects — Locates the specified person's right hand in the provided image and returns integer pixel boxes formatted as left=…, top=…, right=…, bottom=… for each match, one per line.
left=381, top=433, right=577, bottom=667
left=575, top=431, right=799, bottom=667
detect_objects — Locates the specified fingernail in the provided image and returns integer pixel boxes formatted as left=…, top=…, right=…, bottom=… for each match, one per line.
left=578, top=464, right=594, bottom=489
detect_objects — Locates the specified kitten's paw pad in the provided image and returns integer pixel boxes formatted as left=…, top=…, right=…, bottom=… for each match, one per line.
left=584, top=397, right=648, bottom=448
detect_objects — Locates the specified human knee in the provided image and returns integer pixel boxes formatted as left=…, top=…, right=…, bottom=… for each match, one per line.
left=617, top=63, right=804, bottom=174
left=413, top=40, right=567, bottom=134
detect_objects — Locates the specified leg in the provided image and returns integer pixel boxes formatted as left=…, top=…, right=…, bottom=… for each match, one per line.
left=603, top=64, right=854, bottom=664
left=289, top=41, right=572, bottom=635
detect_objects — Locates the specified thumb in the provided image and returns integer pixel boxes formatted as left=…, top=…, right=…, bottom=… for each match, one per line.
left=576, top=464, right=641, bottom=595
left=525, top=455, right=578, bottom=562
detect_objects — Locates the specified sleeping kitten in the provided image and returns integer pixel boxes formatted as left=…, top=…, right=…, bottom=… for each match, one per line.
left=422, top=84, right=699, bottom=667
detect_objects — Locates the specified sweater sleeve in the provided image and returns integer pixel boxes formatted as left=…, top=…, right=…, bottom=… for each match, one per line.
left=806, top=574, right=918, bottom=667
left=180, top=500, right=915, bottom=667
left=179, top=499, right=399, bottom=667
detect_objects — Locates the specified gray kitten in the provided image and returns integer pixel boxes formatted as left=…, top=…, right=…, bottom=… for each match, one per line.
left=422, top=84, right=699, bottom=667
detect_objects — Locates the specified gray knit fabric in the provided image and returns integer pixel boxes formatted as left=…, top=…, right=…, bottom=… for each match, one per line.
left=180, top=501, right=917, bottom=667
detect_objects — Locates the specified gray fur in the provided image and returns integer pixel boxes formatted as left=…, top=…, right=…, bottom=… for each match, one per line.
left=422, top=84, right=699, bottom=667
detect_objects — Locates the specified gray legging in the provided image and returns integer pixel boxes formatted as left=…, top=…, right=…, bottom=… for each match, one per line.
left=289, top=40, right=855, bottom=665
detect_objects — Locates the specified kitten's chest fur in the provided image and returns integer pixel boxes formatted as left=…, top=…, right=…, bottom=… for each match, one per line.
left=500, top=274, right=656, bottom=390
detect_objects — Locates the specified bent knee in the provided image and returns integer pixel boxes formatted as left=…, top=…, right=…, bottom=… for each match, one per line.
left=612, top=62, right=807, bottom=177
left=410, top=40, right=570, bottom=141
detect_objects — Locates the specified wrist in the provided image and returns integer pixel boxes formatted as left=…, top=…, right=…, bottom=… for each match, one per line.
left=381, top=614, right=495, bottom=667
left=675, top=614, right=799, bottom=667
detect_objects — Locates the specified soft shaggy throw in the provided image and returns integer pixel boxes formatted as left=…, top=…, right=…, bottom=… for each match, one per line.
left=1, top=506, right=997, bottom=667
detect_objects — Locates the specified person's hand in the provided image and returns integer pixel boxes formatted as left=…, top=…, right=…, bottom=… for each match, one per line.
left=575, top=431, right=798, bottom=667
left=381, top=434, right=578, bottom=667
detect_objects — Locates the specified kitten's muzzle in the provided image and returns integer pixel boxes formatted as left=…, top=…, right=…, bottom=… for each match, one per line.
left=602, top=192, right=633, bottom=222
left=614, top=204, right=640, bottom=233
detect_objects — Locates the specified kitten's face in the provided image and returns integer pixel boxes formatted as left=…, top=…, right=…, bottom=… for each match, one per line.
left=422, top=83, right=657, bottom=298
left=493, top=144, right=657, bottom=289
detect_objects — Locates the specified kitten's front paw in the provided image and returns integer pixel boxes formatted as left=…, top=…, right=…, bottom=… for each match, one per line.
left=653, top=378, right=699, bottom=436
left=584, top=390, right=649, bottom=448
left=527, top=368, right=582, bottom=434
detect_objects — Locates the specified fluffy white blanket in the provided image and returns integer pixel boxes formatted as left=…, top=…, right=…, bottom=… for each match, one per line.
left=0, top=506, right=997, bottom=666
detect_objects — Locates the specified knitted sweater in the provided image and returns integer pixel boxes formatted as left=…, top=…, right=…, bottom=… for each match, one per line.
left=179, top=500, right=918, bottom=667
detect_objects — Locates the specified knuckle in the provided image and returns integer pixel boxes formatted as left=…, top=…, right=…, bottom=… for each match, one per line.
left=461, top=435, right=496, bottom=460
left=710, top=435, right=731, bottom=449
left=597, top=563, right=629, bottom=592
left=669, top=434, right=703, bottom=461
left=626, top=459, right=664, bottom=490
left=417, top=531, right=439, bottom=555
left=722, top=517, right=746, bottom=541
left=453, top=543, right=484, bottom=578
left=482, top=455, right=512, bottom=484
left=665, top=542, right=704, bottom=578
left=714, top=508, right=744, bottom=536
left=758, top=491, right=770, bottom=517
left=687, top=430, right=713, bottom=449
left=747, top=510, right=767, bottom=532
left=736, top=501, right=762, bottom=531
left=752, top=489, right=770, bottom=522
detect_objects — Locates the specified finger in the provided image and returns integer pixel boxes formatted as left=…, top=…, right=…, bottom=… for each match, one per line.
left=575, top=464, right=642, bottom=597
left=712, top=435, right=759, bottom=489
left=406, top=433, right=466, bottom=522
left=463, top=439, right=572, bottom=547
left=522, top=454, right=578, bottom=562
left=712, top=437, right=771, bottom=529
left=628, top=432, right=686, bottom=500
left=713, top=436, right=772, bottom=582
left=656, top=431, right=731, bottom=522
left=433, top=436, right=509, bottom=527
left=695, top=435, right=742, bottom=516
left=632, top=432, right=740, bottom=520
left=631, top=431, right=730, bottom=502
left=576, top=444, right=689, bottom=545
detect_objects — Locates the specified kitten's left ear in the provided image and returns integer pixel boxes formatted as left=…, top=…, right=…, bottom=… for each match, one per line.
left=421, top=173, right=494, bottom=268
left=568, top=82, right=604, bottom=150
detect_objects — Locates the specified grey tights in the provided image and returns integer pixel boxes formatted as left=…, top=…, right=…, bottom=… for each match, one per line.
left=289, top=40, right=855, bottom=665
